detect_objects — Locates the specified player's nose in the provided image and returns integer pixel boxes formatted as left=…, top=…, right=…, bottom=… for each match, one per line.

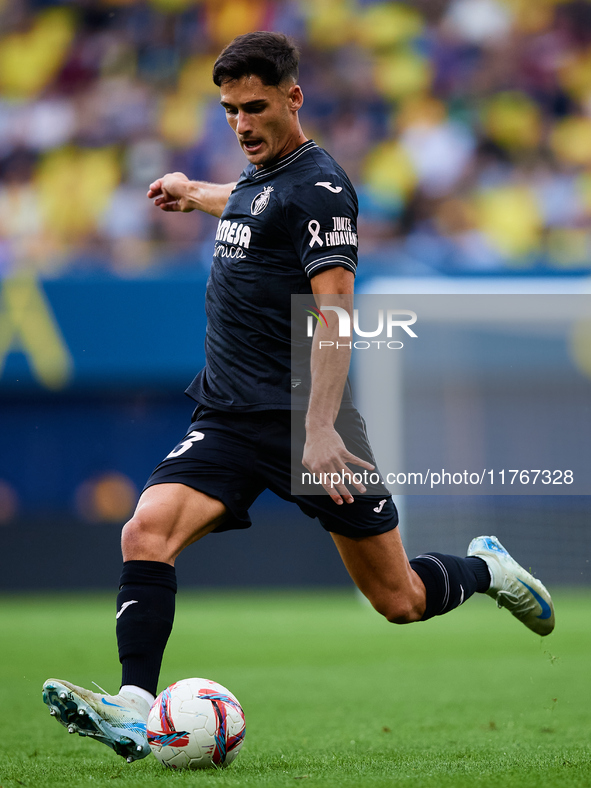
left=236, top=110, right=253, bottom=135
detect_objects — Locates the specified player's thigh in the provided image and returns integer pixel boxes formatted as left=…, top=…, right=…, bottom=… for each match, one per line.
left=331, top=528, right=426, bottom=621
left=122, top=483, right=227, bottom=563
left=124, top=407, right=268, bottom=562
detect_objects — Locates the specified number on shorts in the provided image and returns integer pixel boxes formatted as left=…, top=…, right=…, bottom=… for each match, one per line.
left=166, top=430, right=205, bottom=458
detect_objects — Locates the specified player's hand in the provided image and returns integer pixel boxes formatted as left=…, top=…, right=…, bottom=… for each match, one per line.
left=302, top=425, right=375, bottom=505
left=147, top=172, right=194, bottom=212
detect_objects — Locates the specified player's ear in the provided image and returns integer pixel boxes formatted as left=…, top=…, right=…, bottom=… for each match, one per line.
left=287, top=84, right=304, bottom=112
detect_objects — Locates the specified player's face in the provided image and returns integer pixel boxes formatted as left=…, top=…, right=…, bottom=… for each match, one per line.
left=220, top=75, right=304, bottom=168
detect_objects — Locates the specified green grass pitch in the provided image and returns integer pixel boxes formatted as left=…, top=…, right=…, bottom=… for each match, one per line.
left=0, top=589, right=589, bottom=788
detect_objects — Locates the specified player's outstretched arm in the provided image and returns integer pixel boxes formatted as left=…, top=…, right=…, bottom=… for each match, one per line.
left=148, top=172, right=236, bottom=218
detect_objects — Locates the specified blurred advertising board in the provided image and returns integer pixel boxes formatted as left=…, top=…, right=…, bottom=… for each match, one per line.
left=0, top=275, right=208, bottom=392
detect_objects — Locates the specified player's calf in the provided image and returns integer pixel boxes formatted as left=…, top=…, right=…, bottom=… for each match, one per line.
left=116, top=560, right=177, bottom=696
left=408, top=552, right=491, bottom=621
left=369, top=587, right=426, bottom=624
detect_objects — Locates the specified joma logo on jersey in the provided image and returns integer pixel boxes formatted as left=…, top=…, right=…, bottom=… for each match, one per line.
left=215, top=220, right=252, bottom=249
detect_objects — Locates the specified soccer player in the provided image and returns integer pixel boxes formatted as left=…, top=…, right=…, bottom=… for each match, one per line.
left=43, top=32, right=555, bottom=762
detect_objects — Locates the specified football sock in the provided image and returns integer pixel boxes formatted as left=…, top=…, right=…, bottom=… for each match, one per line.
left=116, top=560, right=177, bottom=697
left=120, top=685, right=155, bottom=706
left=409, top=554, right=490, bottom=621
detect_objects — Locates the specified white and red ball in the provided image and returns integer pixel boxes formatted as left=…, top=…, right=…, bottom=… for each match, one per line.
left=147, top=678, right=245, bottom=770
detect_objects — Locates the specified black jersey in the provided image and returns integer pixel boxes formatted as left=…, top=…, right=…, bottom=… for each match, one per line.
left=186, top=140, right=358, bottom=411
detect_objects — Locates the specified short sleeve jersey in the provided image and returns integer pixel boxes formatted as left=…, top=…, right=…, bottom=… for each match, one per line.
left=186, top=140, right=358, bottom=411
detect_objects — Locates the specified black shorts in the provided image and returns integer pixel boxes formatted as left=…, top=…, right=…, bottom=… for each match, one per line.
left=143, top=405, right=398, bottom=539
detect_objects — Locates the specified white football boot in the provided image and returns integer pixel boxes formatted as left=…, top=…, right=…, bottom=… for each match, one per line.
left=467, top=535, right=555, bottom=636
left=42, top=679, right=151, bottom=762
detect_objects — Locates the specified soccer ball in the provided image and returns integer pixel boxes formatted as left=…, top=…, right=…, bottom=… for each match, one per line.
left=147, top=678, right=245, bottom=769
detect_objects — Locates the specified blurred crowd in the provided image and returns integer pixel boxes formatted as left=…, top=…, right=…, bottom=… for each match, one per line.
left=2, top=0, right=591, bottom=277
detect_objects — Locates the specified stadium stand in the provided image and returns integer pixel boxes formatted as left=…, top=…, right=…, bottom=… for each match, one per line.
left=2, top=0, right=591, bottom=276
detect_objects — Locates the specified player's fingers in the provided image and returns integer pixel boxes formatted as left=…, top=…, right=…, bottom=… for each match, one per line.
left=317, top=454, right=372, bottom=496
left=153, top=196, right=180, bottom=211
left=303, top=458, right=361, bottom=501
left=339, top=462, right=368, bottom=495
left=148, top=180, right=163, bottom=196
left=323, top=476, right=355, bottom=505
left=350, top=477, right=366, bottom=494
left=310, top=472, right=346, bottom=504
left=324, top=485, right=344, bottom=505
left=327, top=463, right=365, bottom=495
left=341, top=491, right=355, bottom=504
left=344, top=453, right=375, bottom=472
left=338, top=479, right=358, bottom=501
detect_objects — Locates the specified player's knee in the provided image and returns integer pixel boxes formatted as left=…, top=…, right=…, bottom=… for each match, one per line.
left=121, top=514, right=167, bottom=561
left=121, top=516, right=145, bottom=554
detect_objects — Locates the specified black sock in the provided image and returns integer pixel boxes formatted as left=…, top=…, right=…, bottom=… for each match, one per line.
left=409, top=554, right=490, bottom=621
left=116, top=560, right=177, bottom=697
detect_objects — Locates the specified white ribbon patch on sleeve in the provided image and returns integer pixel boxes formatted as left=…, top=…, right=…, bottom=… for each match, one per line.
left=308, top=220, right=324, bottom=248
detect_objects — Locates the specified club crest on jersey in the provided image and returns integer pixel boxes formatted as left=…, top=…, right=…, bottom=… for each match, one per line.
left=251, top=186, right=274, bottom=216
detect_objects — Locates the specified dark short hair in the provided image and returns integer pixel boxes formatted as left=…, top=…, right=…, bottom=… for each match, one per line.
left=213, top=31, right=300, bottom=87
